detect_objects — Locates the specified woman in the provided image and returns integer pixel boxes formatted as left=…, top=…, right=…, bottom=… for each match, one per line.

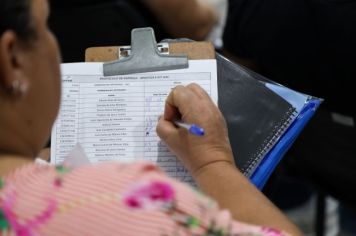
left=0, top=0, right=302, bottom=235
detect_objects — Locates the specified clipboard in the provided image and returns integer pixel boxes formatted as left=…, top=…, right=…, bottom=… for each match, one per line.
left=82, top=27, right=321, bottom=189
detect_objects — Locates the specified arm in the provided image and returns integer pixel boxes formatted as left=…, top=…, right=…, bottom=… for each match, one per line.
left=156, top=84, right=303, bottom=235
left=196, top=161, right=302, bottom=235
left=141, top=0, right=218, bottom=40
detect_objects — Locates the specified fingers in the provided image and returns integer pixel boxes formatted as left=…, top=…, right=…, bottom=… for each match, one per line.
left=159, top=83, right=210, bottom=146
left=164, top=85, right=200, bottom=121
left=156, top=115, right=179, bottom=144
left=186, top=83, right=210, bottom=100
left=163, top=83, right=216, bottom=123
left=163, top=101, right=180, bottom=121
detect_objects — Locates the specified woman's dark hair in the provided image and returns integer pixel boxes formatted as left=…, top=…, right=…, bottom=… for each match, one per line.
left=0, top=0, right=35, bottom=40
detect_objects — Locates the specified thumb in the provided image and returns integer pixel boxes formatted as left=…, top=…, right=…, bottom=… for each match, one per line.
left=156, top=116, right=179, bottom=144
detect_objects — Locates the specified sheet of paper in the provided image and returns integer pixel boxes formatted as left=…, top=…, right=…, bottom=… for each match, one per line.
left=51, top=60, right=218, bottom=183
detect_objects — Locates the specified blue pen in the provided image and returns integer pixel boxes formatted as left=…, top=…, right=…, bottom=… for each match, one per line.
left=174, top=120, right=205, bottom=136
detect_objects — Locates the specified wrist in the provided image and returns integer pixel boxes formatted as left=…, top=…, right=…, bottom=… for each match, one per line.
left=192, top=152, right=236, bottom=181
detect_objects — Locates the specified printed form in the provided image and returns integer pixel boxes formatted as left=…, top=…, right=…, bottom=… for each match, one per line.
left=51, top=60, right=218, bottom=183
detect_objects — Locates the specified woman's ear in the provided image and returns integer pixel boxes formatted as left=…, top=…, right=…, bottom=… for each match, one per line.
left=0, top=31, right=29, bottom=99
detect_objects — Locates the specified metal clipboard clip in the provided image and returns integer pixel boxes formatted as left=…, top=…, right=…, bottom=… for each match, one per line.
left=103, top=27, right=189, bottom=76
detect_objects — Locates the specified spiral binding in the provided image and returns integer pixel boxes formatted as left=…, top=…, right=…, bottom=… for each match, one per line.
left=241, top=107, right=298, bottom=177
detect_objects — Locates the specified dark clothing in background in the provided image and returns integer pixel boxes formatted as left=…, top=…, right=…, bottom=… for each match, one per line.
left=49, top=0, right=170, bottom=62
left=287, top=109, right=356, bottom=209
left=223, top=0, right=356, bottom=209
left=223, top=0, right=356, bottom=117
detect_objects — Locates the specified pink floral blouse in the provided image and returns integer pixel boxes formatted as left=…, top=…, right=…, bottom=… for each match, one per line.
left=0, top=161, right=289, bottom=236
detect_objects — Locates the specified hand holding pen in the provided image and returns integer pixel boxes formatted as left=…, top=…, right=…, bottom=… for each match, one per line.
left=156, top=84, right=234, bottom=177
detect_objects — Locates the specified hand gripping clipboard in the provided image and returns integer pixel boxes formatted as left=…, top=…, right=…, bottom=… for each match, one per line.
left=85, top=27, right=318, bottom=189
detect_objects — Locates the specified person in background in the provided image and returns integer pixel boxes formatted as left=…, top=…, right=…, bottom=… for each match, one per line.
left=49, top=0, right=218, bottom=62
left=0, top=0, right=303, bottom=235
left=140, top=0, right=218, bottom=41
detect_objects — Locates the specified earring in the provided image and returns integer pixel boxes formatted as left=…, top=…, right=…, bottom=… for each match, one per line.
left=9, top=79, right=28, bottom=97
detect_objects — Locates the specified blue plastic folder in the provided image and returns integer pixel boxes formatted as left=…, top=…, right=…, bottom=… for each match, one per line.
left=251, top=98, right=321, bottom=189
left=249, top=81, right=322, bottom=189
left=216, top=54, right=322, bottom=188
